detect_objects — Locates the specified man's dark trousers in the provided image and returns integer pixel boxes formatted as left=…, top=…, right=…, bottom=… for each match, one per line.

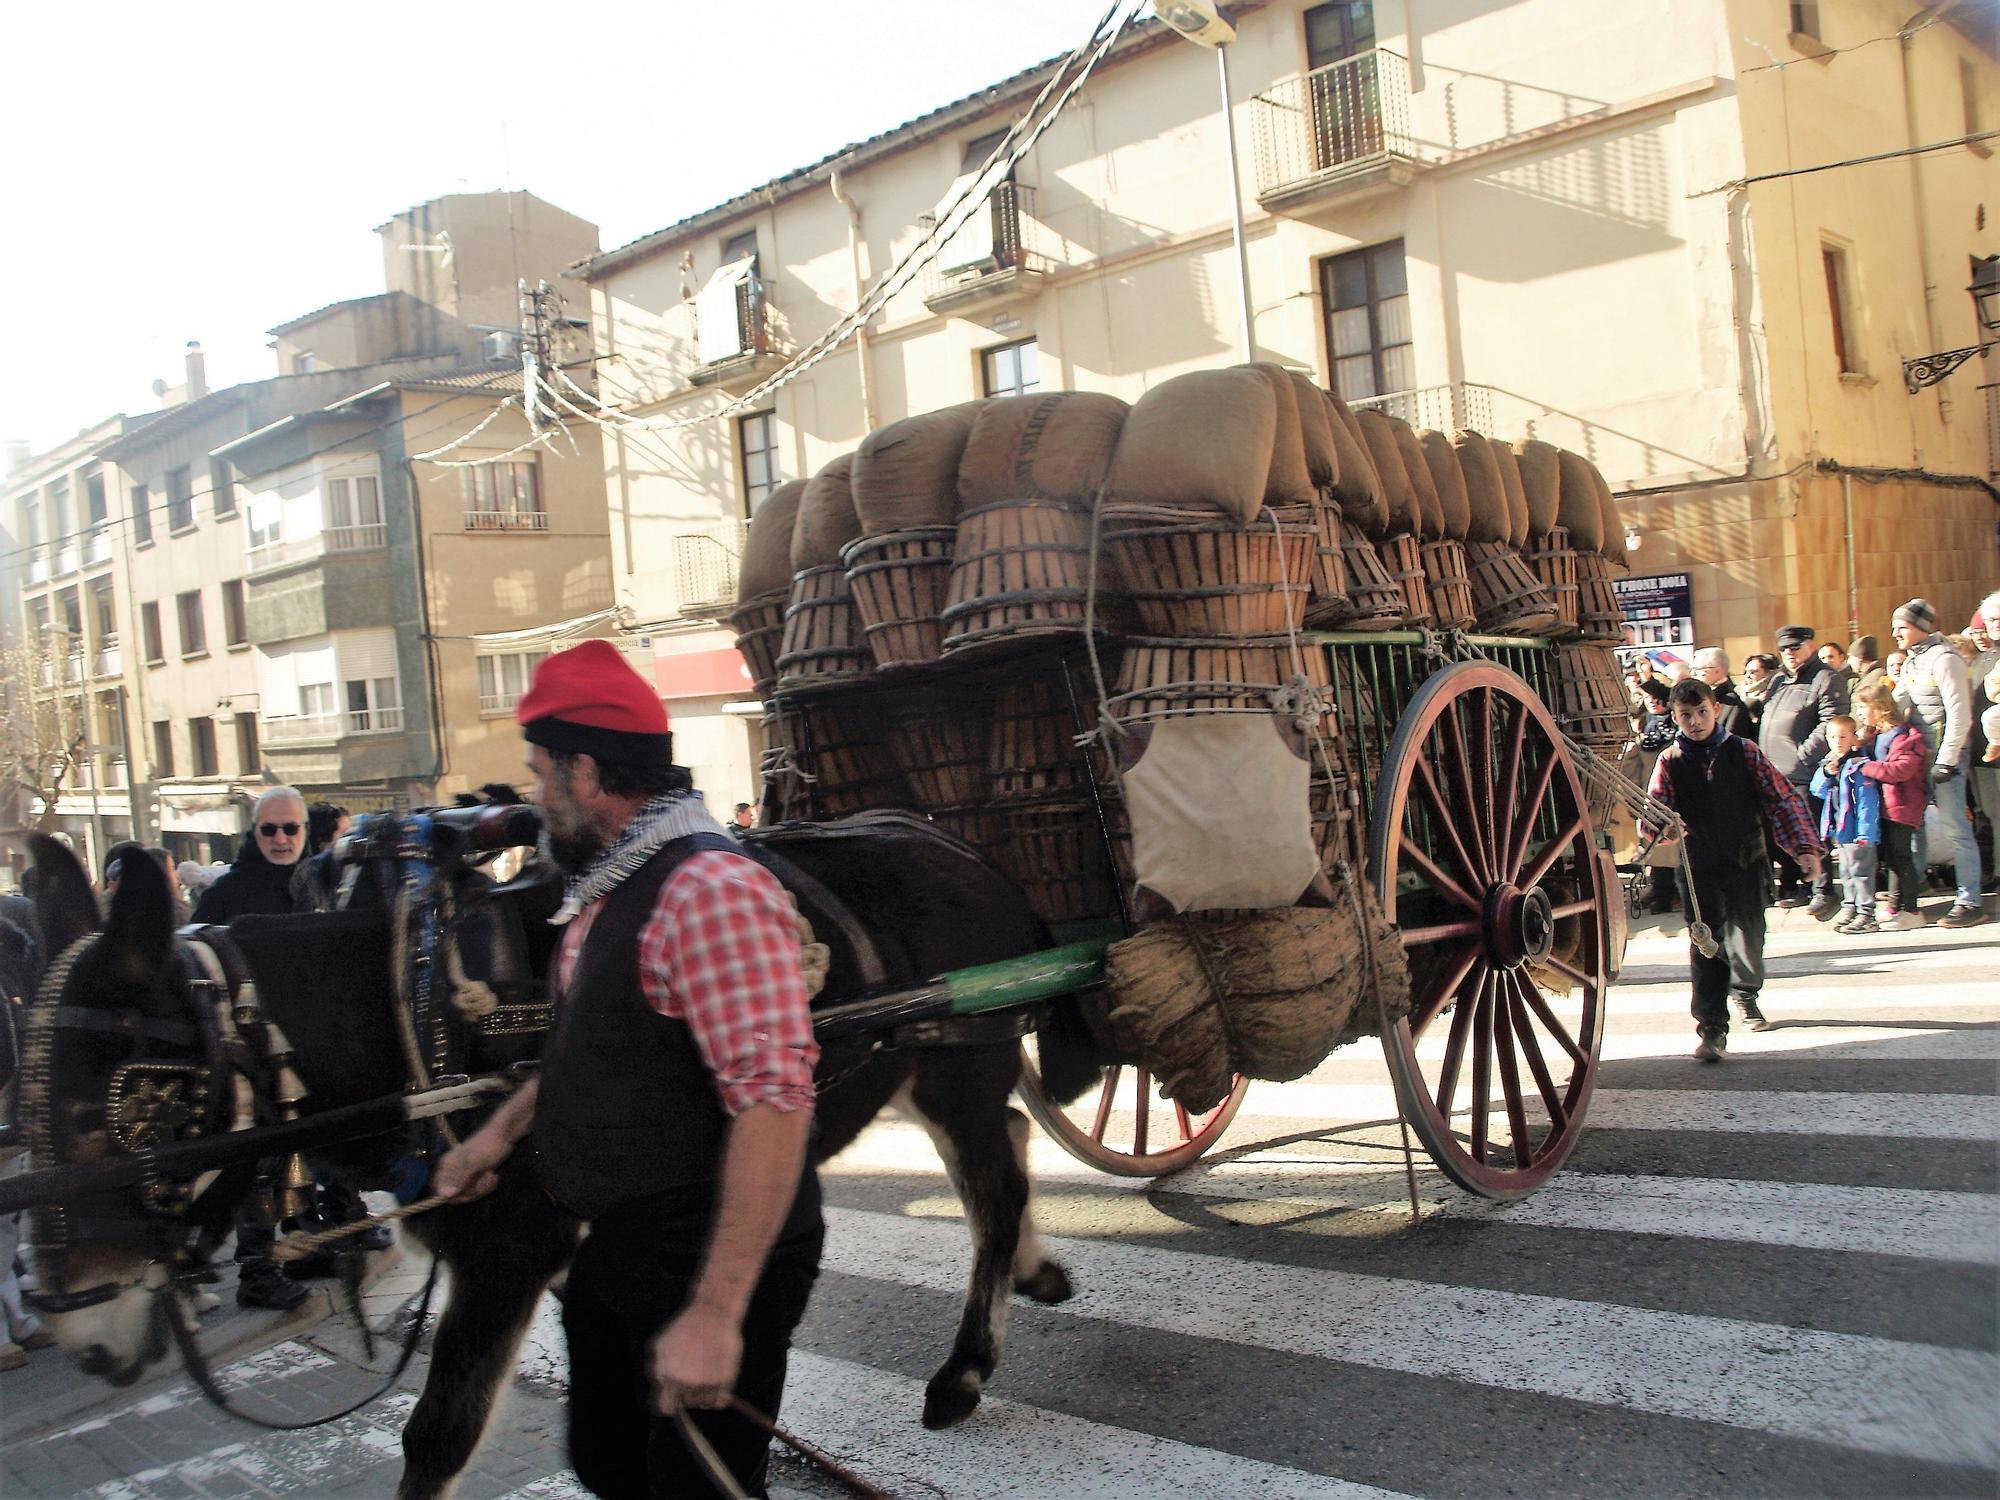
left=563, top=1188, right=823, bottom=1499
left=1680, top=857, right=1768, bottom=1038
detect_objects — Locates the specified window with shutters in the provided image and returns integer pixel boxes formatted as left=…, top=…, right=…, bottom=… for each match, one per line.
left=739, top=412, right=780, bottom=515
left=131, top=483, right=152, bottom=546
left=153, top=720, right=175, bottom=780
left=235, top=712, right=260, bottom=775
left=478, top=650, right=548, bottom=715
left=223, top=579, right=248, bottom=647
left=210, top=457, right=237, bottom=517
left=166, top=467, right=195, bottom=532
left=1321, top=239, right=1412, bottom=402
left=177, top=589, right=207, bottom=657
left=1823, top=242, right=1861, bottom=375
left=345, top=676, right=403, bottom=735
left=463, top=459, right=545, bottom=530
left=189, top=717, right=218, bottom=778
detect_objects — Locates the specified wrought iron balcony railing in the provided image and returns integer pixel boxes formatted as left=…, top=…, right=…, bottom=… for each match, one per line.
left=1351, top=383, right=1495, bottom=434
left=672, top=520, right=750, bottom=615
left=1252, top=49, right=1413, bottom=201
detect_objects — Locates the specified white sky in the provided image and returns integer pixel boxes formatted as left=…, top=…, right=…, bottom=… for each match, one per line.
left=0, top=0, right=1112, bottom=454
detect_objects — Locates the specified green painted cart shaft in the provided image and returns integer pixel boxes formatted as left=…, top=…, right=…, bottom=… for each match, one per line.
left=809, top=937, right=1114, bottom=1041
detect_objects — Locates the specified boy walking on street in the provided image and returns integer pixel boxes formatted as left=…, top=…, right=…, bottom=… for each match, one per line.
left=1650, top=679, right=1824, bottom=1063
left=1811, top=715, right=1883, bottom=934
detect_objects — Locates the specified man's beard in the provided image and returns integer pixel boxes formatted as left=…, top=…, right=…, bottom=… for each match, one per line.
left=544, top=815, right=604, bottom=877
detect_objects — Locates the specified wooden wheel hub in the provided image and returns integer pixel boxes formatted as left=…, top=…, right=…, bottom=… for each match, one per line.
left=1485, top=883, right=1556, bottom=968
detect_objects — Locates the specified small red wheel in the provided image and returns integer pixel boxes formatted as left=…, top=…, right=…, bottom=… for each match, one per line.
left=1017, top=1039, right=1247, bottom=1178
left=1368, top=659, right=1607, bottom=1200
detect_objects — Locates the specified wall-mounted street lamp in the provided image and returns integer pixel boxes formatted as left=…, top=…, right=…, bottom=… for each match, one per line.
left=1902, top=254, right=1999, bottom=393
left=1151, top=0, right=1255, bottom=361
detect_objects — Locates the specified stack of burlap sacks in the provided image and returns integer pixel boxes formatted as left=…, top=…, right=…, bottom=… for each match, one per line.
left=727, top=364, right=1628, bottom=1110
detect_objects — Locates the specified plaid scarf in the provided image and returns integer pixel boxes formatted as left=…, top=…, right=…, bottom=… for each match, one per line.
left=552, top=789, right=730, bottom=923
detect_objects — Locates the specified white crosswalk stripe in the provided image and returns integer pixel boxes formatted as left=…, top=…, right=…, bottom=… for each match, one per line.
left=817, top=1205, right=2000, bottom=1469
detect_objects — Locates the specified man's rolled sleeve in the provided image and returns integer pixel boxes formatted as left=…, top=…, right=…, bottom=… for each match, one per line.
left=643, top=851, right=819, bottom=1116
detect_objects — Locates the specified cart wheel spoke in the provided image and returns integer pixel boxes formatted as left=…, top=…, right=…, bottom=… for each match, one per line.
left=1399, top=835, right=1483, bottom=913
left=1410, top=942, right=1482, bottom=1037
left=1413, top=754, right=1489, bottom=895
left=1473, top=687, right=1500, bottom=881
left=1433, top=960, right=1484, bottom=1116
left=1518, top=979, right=1589, bottom=1067
left=1550, top=898, right=1597, bottom=920
left=1133, top=1069, right=1151, bottom=1156
left=1541, top=954, right=1594, bottom=995
left=1468, top=976, right=1494, bottom=1163
left=1174, top=1100, right=1193, bottom=1141
left=1439, top=703, right=1494, bottom=883
left=1402, top=917, right=1486, bottom=946
left=1508, top=973, right=1569, bottom=1131
left=1491, top=986, right=1535, bottom=1169
left=1504, top=748, right=1561, bottom=882
left=1494, top=698, right=1528, bottom=868
left=1091, top=1066, right=1121, bottom=1142
left=1520, top=814, right=1586, bottom=894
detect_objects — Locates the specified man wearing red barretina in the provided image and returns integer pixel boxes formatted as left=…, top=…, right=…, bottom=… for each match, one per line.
left=438, top=639, right=821, bottom=1498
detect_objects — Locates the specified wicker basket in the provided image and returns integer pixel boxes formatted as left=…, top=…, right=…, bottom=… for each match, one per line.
left=1105, top=511, right=1314, bottom=637
left=842, top=528, right=957, bottom=670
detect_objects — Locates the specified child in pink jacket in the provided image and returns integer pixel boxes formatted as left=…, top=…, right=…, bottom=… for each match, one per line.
left=1855, top=680, right=1931, bottom=929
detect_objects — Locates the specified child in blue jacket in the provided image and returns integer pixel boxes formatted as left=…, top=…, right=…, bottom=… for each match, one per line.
left=1811, top=714, right=1884, bottom=933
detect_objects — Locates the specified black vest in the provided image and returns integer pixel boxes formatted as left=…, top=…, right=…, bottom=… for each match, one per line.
left=1663, top=734, right=1766, bottom=874
left=533, top=832, right=818, bottom=1231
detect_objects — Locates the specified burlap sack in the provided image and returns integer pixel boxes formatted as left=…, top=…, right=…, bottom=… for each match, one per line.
left=1419, top=429, right=1473, bottom=541
left=1246, top=363, right=1317, bottom=506
left=1490, top=440, right=1532, bottom=547
left=1106, top=369, right=1275, bottom=524
left=1355, top=409, right=1419, bottom=538
left=1390, top=417, right=1442, bottom=541
left=957, top=391, right=1129, bottom=509
left=790, top=454, right=862, bottom=572
left=1287, top=371, right=1339, bottom=488
left=1103, top=894, right=1409, bottom=1111
left=1555, top=448, right=1606, bottom=552
left=1446, top=429, right=1506, bottom=544
left=851, top=402, right=982, bottom=535
left=1590, top=460, right=1625, bottom=563
left=1511, top=439, right=1563, bottom=537
left=739, top=479, right=807, bottom=602
left=1325, top=392, right=1389, bottom=533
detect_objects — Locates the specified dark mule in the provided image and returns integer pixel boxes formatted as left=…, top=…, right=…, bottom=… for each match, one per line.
left=23, top=812, right=1097, bottom=1494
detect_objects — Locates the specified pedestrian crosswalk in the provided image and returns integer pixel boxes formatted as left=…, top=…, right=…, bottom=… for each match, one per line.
left=8, top=925, right=1994, bottom=1499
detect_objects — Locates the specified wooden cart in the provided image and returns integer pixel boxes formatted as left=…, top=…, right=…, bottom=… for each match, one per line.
left=990, top=631, right=1626, bottom=1201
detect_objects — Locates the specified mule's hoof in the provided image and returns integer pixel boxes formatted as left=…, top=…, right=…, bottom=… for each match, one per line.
left=921, top=1371, right=984, bottom=1430
left=1015, top=1261, right=1073, bottom=1304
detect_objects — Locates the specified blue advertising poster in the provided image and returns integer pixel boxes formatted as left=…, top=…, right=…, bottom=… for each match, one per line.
left=1613, top=572, right=1694, bottom=668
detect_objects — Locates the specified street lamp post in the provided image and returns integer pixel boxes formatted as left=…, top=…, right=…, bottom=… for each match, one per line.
left=1151, top=1, right=1255, bottom=361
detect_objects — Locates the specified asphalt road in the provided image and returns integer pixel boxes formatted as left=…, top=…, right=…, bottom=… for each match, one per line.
left=2, top=907, right=1994, bottom=1499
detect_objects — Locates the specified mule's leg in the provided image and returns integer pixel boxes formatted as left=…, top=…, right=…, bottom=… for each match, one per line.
left=1005, top=1106, right=1073, bottom=1305
left=395, top=1186, right=576, bottom=1500
left=905, top=1046, right=1036, bottom=1430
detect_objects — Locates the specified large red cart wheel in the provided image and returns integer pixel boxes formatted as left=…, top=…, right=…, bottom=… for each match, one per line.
left=1017, top=1039, right=1248, bottom=1178
left=1367, top=660, right=1608, bottom=1200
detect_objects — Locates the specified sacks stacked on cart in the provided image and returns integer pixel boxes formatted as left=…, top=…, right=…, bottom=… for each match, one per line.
left=727, top=370, right=1627, bottom=1095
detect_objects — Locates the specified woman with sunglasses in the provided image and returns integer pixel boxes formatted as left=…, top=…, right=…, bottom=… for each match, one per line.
left=192, top=786, right=310, bottom=925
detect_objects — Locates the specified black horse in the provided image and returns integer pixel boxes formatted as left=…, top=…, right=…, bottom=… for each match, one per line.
left=21, top=812, right=1096, bottom=1497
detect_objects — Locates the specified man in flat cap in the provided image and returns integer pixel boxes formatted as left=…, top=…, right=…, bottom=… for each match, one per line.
left=1892, top=598, right=1985, bottom=927
left=437, top=639, right=822, bottom=1496
left=1757, top=624, right=1844, bottom=924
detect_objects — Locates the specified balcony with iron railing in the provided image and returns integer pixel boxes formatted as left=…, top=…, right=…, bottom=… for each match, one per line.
left=921, top=181, right=1053, bottom=318
left=689, top=275, right=790, bottom=392
left=463, top=508, right=549, bottom=532
left=671, top=519, right=750, bottom=618
left=1351, top=383, right=1496, bottom=434
left=1252, top=49, right=1418, bottom=213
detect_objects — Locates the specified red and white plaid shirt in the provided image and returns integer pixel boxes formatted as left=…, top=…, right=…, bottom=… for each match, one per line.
left=556, top=850, right=819, bottom=1116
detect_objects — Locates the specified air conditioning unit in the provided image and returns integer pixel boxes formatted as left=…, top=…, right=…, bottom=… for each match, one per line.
left=483, top=331, right=519, bottom=366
